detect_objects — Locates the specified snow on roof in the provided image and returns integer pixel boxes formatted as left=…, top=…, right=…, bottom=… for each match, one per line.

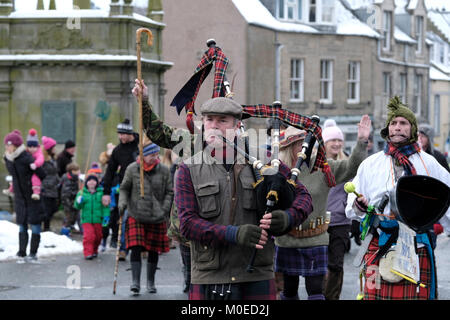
left=335, top=0, right=380, bottom=37
left=407, top=0, right=419, bottom=10
left=232, top=0, right=318, bottom=34
left=394, top=26, right=417, bottom=42
left=232, top=0, right=379, bottom=38
left=430, top=66, right=450, bottom=81
left=428, top=10, right=450, bottom=42
left=10, top=0, right=164, bottom=26
left=0, top=54, right=174, bottom=66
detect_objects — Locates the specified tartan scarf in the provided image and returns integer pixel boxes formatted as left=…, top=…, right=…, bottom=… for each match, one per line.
left=243, top=104, right=336, bottom=187
left=384, top=142, right=421, bottom=176
left=170, top=45, right=229, bottom=133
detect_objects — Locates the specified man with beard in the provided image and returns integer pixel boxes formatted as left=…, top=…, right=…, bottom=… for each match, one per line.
left=102, top=119, right=139, bottom=259
left=345, top=96, right=450, bottom=300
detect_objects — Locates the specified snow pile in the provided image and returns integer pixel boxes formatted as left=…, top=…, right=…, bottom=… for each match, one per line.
left=0, top=221, right=83, bottom=262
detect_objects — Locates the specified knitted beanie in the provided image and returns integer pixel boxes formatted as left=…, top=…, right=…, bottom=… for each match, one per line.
left=117, top=118, right=134, bottom=134
left=42, top=136, right=57, bottom=151
left=380, top=96, right=418, bottom=143
left=26, top=129, right=40, bottom=147
left=87, top=162, right=102, bottom=175
left=4, top=130, right=23, bottom=147
left=143, top=143, right=160, bottom=156
left=418, top=123, right=434, bottom=143
left=65, top=140, right=76, bottom=149
left=322, top=124, right=344, bottom=143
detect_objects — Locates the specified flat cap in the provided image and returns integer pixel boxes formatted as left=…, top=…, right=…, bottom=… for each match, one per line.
left=200, top=97, right=242, bottom=119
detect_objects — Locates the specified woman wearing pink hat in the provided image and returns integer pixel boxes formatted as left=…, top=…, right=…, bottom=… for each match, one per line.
left=40, top=135, right=61, bottom=231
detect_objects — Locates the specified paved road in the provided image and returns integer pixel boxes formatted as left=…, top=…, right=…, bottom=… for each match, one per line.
left=1, top=233, right=449, bottom=300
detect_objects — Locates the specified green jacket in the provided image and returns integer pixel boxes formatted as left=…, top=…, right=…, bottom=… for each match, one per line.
left=74, top=187, right=110, bottom=224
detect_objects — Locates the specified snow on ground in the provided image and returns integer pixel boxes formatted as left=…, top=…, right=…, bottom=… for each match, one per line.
left=0, top=220, right=82, bottom=262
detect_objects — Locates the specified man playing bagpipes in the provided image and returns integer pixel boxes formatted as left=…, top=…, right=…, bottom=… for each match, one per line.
left=345, top=96, right=450, bottom=300
left=132, top=40, right=314, bottom=299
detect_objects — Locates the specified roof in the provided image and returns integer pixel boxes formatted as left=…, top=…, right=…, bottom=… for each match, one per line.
left=232, top=0, right=380, bottom=38
left=430, top=65, right=450, bottom=80
left=428, top=10, right=450, bottom=42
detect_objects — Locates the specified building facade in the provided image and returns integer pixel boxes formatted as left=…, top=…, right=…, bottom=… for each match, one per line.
left=0, top=0, right=172, bottom=210
left=161, top=0, right=430, bottom=153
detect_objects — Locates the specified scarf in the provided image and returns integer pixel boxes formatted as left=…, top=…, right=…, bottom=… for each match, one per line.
left=384, top=142, right=421, bottom=176
left=137, top=158, right=160, bottom=172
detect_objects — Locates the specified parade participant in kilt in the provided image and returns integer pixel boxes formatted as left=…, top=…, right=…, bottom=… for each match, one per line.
left=118, top=142, right=173, bottom=295
left=345, top=96, right=450, bottom=300
left=174, top=97, right=313, bottom=300
left=275, top=115, right=371, bottom=300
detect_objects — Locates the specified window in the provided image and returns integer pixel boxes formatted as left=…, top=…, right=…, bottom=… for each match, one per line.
left=434, top=95, right=440, bottom=135
left=383, top=72, right=392, bottom=96
left=400, top=73, right=407, bottom=104
left=413, top=74, right=422, bottom=115
left=439, top=42, right=445, bottom=64
left=290, top=59, right=304, bottom=102
left=309, top=0, right=316, bottom=22
left=383, top=11, right=392, bottom=51
left=320, top=60, right=333, bottom=103
left=278, top=0, right=303, bottom=21
left=415, top=16, right=423, bottom=54
left=321, top=0, right=334, bottom=23
left=347, top=61, right=360, bottom=103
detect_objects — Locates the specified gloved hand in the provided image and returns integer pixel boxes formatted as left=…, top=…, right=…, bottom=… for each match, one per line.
left=434, top=223, right=444, bottom=235
left=30, top=163, right=37, bottom=170
left=235, top=224, right=264, bottom=248
left=102, top=216, right=110, bottom=227
left=76, top=196, right=83, bottom=204
left=265, top=210, right=290, bottom=236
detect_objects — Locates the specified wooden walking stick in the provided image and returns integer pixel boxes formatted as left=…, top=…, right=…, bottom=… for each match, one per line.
left=113, top=213, right=123, bottom=295
left=136, top=27, right=153, bottom=198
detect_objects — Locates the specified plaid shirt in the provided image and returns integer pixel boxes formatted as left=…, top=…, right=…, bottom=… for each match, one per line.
left=175, top=161, right=313, bottom=247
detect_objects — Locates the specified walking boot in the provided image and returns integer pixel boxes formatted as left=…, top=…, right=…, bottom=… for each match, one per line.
left=17, top=232, right=28, bottom=257
left=130, top=261, right=141, bottom=295
left=147, top=262, right=157, bottom=293
left=26, top=234, right=40, bottom=262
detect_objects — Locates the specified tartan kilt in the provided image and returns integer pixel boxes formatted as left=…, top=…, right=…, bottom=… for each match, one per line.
left=125, top=216, right=170, bottom=253
left=274, top=245, right=328, bottom=277
left=363, top=237, right=434, bottom=300
left=189, top=279, right=276, bottom=300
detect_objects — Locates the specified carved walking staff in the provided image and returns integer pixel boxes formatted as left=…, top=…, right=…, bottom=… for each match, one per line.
left=136, top=28, right=153, bottom=197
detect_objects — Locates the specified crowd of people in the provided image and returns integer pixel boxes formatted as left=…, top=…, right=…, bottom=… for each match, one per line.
left=2, top=80, right=450, bottom=300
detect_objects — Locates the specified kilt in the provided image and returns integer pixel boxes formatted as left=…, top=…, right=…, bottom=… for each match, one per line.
left=189, top=279, right=276, bottom=300
left=125, top=216, right=170, bottom=253
left=363, top=237, right=434, bottom=300
left=275, top=245, right=328, bottom=277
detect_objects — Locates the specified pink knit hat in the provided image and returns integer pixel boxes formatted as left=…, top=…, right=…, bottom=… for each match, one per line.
left=322, top=125, right=344, bottom=143
left=42, top=136, right=57, bottom=151
left=4, top=130, right=23, bottom=147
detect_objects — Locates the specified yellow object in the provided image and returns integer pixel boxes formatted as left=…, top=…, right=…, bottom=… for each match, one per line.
left=344, top=182, right=355, bottom=194
left=390, top=269, right=426, bottom=288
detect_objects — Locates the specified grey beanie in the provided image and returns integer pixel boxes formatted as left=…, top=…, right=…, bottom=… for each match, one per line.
left=418, top=123, right=434, bottom=143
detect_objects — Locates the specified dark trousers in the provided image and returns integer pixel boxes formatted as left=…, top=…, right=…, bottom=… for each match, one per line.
left=324, top=224, right=351, bottom=300
left=41, top=196, right=59, bottom=231
left=102, top=207, right=119, bottom=244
